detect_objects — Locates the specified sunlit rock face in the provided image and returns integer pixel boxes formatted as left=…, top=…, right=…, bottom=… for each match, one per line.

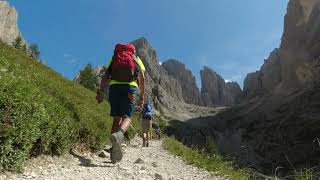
left=162, top=59, right=204, bottom=106
left=0, top=1, right=24, bottom=45
left=200, top=66, right=242, bottom=107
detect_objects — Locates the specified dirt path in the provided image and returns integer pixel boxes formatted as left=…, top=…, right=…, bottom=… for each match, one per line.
left=2, top=136, right=223, bottom=180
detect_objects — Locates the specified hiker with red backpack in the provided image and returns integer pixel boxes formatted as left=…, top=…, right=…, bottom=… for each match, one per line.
left=96, top=43, right=145, bottom=163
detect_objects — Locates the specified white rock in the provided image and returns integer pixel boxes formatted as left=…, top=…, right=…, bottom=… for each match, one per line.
left=138, top=170, right=147, bottom=174
left=98, top=150, right=109, bottom=158
left=0, top=1, right=25, bottom=45
left=121, top=143, right=127, bottom=148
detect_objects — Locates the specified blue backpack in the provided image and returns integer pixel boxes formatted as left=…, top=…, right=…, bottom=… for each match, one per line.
left=142, top=103, right=153, bottom=120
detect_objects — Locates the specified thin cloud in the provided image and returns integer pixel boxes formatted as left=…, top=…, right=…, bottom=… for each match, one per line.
left=63, top=53, right=80, bottom=65
left=66, top=58, right=79, bottom=65
left=63, top=53, right=72, bottom=58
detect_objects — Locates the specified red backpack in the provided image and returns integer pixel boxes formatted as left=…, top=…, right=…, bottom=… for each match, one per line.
left=108, top=43, right=139, bottom=82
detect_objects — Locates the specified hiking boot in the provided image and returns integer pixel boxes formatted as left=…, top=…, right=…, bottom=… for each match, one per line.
left=110, top=131, right=124, bottom=163
left=146, top=142, right=149, bottom=147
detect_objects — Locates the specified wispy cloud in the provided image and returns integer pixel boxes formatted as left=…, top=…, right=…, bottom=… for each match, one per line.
left=63, top=53, right=79, bottom=65
left=63, top=53, right=72, bottom=58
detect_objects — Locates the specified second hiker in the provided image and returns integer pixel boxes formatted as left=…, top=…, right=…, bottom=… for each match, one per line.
left=96, top=43, right=145, bottom=163
left=139, top=102, right=154, bottom=147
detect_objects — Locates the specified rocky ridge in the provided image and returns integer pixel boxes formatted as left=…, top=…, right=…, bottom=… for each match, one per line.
left=131, top=38, right=185, bottom=110
left=162, top=59, right=204, bottom=106
left=201, top=66, right=242, bottom=106
left=244, top=0, right=320, bottom=98
left=0, top=1, right=24, bottom=45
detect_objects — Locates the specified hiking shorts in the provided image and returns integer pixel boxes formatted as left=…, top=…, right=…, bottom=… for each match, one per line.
left=109, top=84, right=138, bottom=118
left=141, top=118, right=152, bottom=133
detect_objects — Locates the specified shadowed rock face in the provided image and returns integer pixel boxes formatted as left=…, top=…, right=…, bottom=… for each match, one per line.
left=200, top=66, right=242, bottom=106
left=162, top=59, right=203, bottom=106
left=243, top=48, right=282, bottom=98
left=244, top=0, right=320, bottom=98
left=0, top=1, right=24, bottom=45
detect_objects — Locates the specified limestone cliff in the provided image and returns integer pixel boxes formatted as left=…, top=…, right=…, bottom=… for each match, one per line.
left=0, top=1, right=24, bottom=45
left=162, top=59, right=203, bottom=106
left=244, top=0, right=320, bottom=98
left=131, top=38, right=185, bottom=109
left=201, top=66, right=242, bottom=106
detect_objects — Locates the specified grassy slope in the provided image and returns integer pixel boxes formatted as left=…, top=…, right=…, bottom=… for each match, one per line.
left=0, top=42, right=112, bottom=171
left=163, top=137, right=250, bottom=180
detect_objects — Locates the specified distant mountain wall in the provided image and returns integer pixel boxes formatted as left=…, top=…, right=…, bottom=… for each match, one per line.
left=201, top=66, right=242, bottom=106
left=162, top=59, right=204, bottom=106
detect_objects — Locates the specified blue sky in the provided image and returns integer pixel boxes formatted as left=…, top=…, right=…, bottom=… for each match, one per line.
left=9, top=0, right=287, bottom=88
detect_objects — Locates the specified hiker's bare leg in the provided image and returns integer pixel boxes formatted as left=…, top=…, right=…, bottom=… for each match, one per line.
left=119, top=116, right=131, bottom=132
left=111, top=116, right=122, bottom=134
left=142, top=132, right=147, bottom=147
left=146, top=131, right=150, bottom=146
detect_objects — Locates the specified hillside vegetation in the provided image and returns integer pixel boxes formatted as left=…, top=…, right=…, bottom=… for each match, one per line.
left=0, top=42, right=112, bottom=171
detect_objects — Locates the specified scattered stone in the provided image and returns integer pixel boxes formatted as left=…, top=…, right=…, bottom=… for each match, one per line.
left=134, top=157, right=145, bottom=164
left=121, top=143, right=127, bottom=148
left=152, top=162, right=159, bottom=167
left=119, top=166, right=130, bottom=171
left=155, top=173, right=166, bottom=180
left=98, top=150, right=109, bottom=158
left=138, top=170, right=147, bottom=174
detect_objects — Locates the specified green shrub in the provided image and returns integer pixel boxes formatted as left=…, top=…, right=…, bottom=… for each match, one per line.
left=0, top=42, right=112, bottom=171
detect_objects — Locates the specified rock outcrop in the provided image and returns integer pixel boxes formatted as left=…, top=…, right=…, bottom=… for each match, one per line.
left=162, top=59, right=203, bottom=106
left=200, top=66, right=242, bottom=106
left=243, top=48, right=282, bottom=98
left=0, top=1, right=24, bottom=45
left=244, top=0, right=320, bottom=98
left=131, top=38, right=185, bottom=109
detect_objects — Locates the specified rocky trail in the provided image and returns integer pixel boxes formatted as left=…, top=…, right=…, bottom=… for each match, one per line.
left=1, top=136, right=223, bottom=180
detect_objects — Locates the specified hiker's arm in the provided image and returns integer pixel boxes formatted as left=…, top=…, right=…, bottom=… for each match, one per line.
left=96, top=71, right=108, bottom=104
left=139, top=72, right=145, bottom=106
left=99, top=74, right=108, bottom=92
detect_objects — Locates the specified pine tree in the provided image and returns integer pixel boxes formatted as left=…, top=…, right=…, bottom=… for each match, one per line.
left=29, top=43, right=40, bottom=60
left=78, top=64, right=96, bottom=91
left=13, top=36, right=23, bottom=50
